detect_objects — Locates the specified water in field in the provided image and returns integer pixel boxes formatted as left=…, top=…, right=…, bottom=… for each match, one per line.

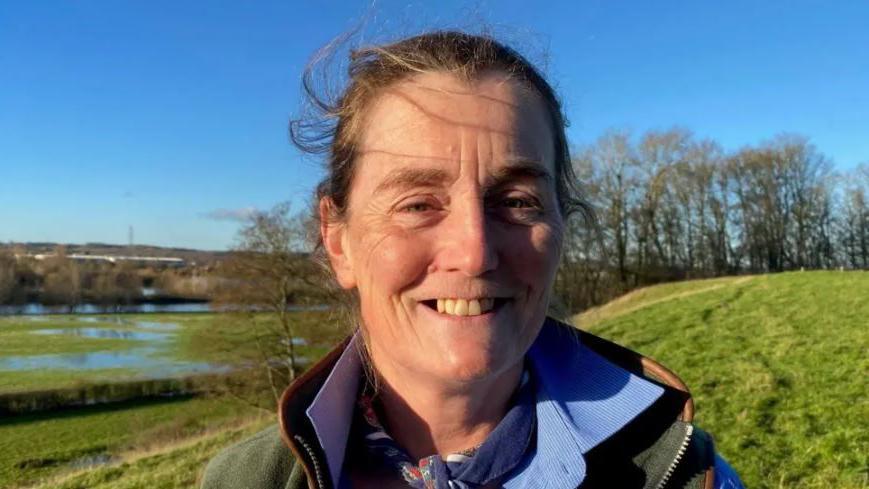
left=0, top=302, right=328, bottom=316
left=0, top=317, right=228, bottom=378
left=0, top=348, right=227, bottom=375
left=0, top=302, right=213, bottom=315
left=31, top=328, right=172, bottom=341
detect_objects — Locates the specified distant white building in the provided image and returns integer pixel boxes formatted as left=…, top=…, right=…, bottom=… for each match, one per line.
left=27, top=253, right=185, bottom=267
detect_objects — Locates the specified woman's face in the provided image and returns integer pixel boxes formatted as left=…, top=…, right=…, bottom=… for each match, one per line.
left=323, top=71, right=564, bottom=385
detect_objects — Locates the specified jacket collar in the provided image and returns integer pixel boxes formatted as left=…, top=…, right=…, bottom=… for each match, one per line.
left=279, top=319, right=683, bottom=489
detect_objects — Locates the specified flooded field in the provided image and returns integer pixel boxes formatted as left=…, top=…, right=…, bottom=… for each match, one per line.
left=0, top=315, right=230, bottom=390
left=31, top=327, right=172, bottom=340
left=0, top=302, right=331, bottom=316
left=0, top=309, right=343, bottom=487
left=0, top=348, right=225, bottom=376
left=0, top=302, right=213, bottom=315
left=0, top=311, right=332, bottom=395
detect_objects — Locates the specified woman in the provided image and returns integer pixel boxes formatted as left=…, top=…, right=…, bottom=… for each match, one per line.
left=202, top=31, right=742, bottom=489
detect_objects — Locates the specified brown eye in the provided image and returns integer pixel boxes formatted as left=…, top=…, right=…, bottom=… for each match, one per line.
left=401, top=202, right=433, bottom=213
left=502, top=198, right=533, bottom=208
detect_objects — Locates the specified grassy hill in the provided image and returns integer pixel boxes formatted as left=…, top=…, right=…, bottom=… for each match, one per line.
left=573, top=271, right=868, bottom=489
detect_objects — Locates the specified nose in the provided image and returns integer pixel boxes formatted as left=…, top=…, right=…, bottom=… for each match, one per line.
left=438, top=197, right=499, bottom=276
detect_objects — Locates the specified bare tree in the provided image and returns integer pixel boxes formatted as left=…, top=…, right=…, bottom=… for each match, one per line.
left=41, top=246, right=83, bottom=312
left=839, top=163, right=869, bottom=268
left=561, top=128, right=860, bottom=315
left=89, top=262, right=141, bottom=310
left=213, top=202, right=325, bottom=406
left=590, top=130, right=637, bottom=286
left=0, top=250, right=16, bottom=305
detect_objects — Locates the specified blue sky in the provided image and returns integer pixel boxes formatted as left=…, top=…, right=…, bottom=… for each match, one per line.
left=1, top=1, right=867, bottom=250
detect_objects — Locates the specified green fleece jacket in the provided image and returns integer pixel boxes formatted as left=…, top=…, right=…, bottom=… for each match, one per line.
left=201, top=421, right=714, bottom=489
left=200, top=325, right=716, bottom=489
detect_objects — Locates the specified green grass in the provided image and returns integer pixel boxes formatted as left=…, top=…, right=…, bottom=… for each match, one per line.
left=573, top=271, right=869, bottom=489
left=0, top=395, right=263, bottom=488
left=0, top=369, right=145, bottom=394
left=146, top=309, right=350, bottom=365
left=24, top=418, right=273, bottom=489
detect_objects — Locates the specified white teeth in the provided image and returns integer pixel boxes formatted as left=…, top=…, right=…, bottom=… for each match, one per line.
left=454, top=299, right=468, bottom=316
left=430, top=298, right=497, bottom=316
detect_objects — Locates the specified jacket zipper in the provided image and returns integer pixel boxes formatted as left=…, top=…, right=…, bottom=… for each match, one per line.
left=654, top=424, right=693, bottom=489
left=295, top=435, right=326, bottom=489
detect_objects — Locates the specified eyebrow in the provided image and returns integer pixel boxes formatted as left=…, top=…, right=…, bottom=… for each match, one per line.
left=373, top=160, right=552, bottom=195
left=487, top=160, right=553, bottom=187
left=373, top=167, right=452, bottom=195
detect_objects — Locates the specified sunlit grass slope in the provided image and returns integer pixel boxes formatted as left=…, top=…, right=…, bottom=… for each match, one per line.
left=23, top=415, right=272, bottom=489
left=0, top=396, right=262, bottom=488
left=573, top=271, right=869, bottom=489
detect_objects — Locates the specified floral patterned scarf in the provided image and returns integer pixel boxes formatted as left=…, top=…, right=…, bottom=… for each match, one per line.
left=350, top=369, right=536, bottom=489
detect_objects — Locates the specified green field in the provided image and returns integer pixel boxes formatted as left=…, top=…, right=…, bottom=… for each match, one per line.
left=2, top=273, right=867, bottom=488
left=574, top=271, right=868, bottom=489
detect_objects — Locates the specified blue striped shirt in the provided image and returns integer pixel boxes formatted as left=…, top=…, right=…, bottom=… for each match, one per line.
left=306, top=321, right=743, bottom=488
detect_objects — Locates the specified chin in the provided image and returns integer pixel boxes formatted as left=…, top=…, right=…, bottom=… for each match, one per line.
left=435, top=340, right=518, bottom=384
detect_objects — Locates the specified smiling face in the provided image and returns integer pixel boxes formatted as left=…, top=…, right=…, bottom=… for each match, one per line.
left=321, top=71, right=565, bottom=386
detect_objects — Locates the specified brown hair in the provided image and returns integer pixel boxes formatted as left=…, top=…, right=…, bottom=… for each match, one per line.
left=292, top=30, right=587, bottom=243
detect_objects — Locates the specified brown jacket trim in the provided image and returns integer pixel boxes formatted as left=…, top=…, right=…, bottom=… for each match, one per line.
left=703, top=467, right=715, bottom=489
left=278, top=336, right=352, bottom=489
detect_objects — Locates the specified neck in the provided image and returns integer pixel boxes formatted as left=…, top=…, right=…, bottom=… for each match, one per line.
left=369, top=356, right=523, bottom=461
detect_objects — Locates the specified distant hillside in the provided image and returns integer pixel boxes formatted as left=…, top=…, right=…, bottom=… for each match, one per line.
left=1, top=242, right=231, bottom=266
left=573, top=271, right=868, bottom=489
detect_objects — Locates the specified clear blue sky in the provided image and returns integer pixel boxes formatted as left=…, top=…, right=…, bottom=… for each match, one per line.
left=2, top=1, right=867, bottom=250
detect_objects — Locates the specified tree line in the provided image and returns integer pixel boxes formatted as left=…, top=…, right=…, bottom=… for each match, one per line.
left=0, top=247, right=143, bottom=311
left=0, top=246, right=221, bottom=311
left=554, top=129, right=868, bottom=313
left=3, top=130, right=865, bottom=318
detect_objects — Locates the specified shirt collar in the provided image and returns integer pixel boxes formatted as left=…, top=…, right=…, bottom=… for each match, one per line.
left=506, top=319, right=664, bottom=487
left=306, top=320, right=664, bottom=488
left=306, top=332, right=362, bottom=487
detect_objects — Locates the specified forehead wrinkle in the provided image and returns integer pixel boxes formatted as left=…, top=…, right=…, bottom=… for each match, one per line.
left=404, top=79, right=521, bottom=109
left=357, top=149, right=455, bottom=164
left=377, top=87, right=516, bottom=138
